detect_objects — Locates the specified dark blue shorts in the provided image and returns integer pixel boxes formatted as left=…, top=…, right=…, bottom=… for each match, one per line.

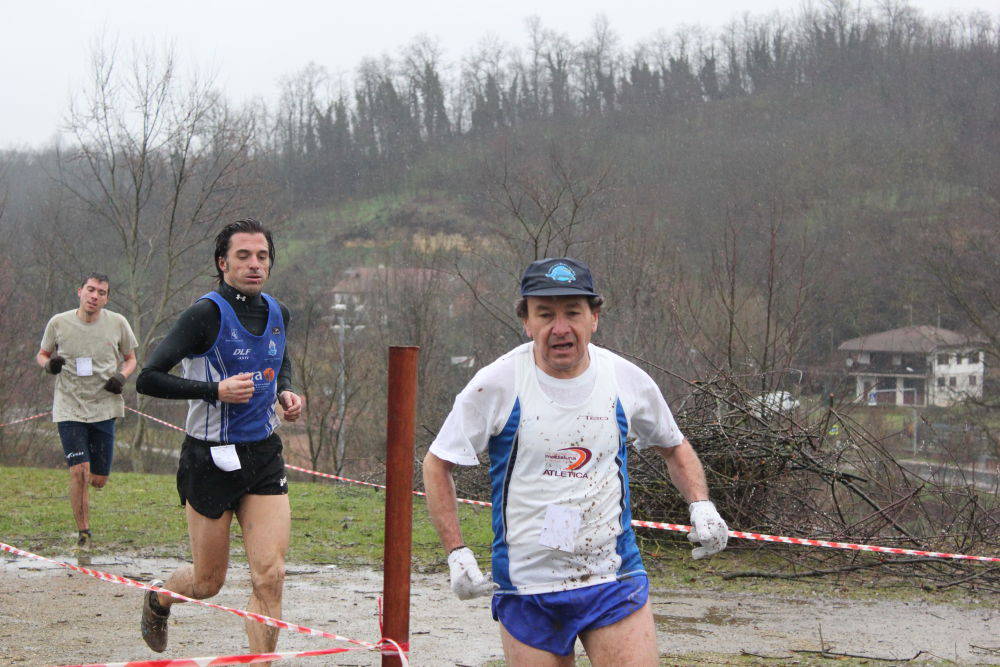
left=57, top=419, right=116, bottom=476
left=491, top=575, right=649, bottom=656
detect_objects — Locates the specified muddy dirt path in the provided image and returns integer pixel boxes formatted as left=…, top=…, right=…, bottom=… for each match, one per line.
left=0, top=553, right=997, bottom=665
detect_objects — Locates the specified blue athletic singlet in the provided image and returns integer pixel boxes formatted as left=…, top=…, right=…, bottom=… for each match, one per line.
left=181, top=291, right=285, bottom=443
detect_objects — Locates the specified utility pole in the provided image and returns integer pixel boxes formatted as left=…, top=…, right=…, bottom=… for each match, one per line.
left=333, top=303, right=348, bottom=471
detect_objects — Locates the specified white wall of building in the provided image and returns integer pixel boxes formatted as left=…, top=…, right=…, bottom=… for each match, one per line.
left=851, top=348, right=984, bottom=408
left=928, top=349, right=984, bottom=407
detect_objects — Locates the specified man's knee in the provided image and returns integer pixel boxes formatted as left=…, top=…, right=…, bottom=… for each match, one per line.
left=250, top=560, right=286, bottom=600
left=90, top=475, right=108, bottom=488
left=191, top=565, right=228, bottom=599
left=69, top=464, right=89, bottom=483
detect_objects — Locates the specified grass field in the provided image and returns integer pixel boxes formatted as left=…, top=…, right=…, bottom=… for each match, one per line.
left=5, top=465, right=996, bottom=665
left=4, top=463, right=989, bottom=608
left=0, top=464, right=493, bottom=567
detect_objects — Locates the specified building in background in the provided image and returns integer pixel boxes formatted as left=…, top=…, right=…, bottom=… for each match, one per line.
left=330, top=266, right=469, bottom=316
left=838, top=325, right=985, bottom=407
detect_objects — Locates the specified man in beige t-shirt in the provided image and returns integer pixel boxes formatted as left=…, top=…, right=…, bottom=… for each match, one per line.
left=36, top=274, right=138, bottom=548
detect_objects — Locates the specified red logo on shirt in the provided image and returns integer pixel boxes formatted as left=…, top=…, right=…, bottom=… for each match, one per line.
left=559, top=447, right=592, bottom=470
left=543, top=447, right=593, bottom=478
left=262, top=367, right=276, bottom=382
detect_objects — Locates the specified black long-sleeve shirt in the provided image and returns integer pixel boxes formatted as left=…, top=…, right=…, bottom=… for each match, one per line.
left=136, top=283, right=294, bottom=401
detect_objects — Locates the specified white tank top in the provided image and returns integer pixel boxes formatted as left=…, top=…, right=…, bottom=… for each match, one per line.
left=490, top=345, right=645, bottom=594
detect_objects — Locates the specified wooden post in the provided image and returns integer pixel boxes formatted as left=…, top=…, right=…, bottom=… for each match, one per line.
left=382, top=346, right=418, bottom=666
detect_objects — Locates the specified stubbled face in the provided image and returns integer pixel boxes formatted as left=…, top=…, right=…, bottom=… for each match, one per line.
left=77, top=279, right=109, bottom=315
left=219, top=232, right=270, bottom=295
left=522, top=296, right=599, bottom=379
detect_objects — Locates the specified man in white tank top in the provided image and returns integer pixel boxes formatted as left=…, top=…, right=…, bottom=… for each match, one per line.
left=424, top=257, right=730, bottom=665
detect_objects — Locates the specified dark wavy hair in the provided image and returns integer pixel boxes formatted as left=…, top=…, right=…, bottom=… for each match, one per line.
left=213, top=218, right=275, bottom=284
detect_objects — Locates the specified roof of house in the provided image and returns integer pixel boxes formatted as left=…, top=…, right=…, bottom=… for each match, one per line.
left=838, top=325, right=984, bottom=353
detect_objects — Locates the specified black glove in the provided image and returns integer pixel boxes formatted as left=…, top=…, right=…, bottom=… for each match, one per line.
left=46, top=355, right=66, bottom=375
left=103, top=373, right=126, bottom=394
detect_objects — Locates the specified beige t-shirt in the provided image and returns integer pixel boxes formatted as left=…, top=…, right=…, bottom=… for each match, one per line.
left=40, top=309, right=138, bottom=423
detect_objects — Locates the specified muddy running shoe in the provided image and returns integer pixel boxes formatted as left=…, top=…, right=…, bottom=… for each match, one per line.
left=140, top=580, right=170, bottom=652
left=76, top=530, right=92, bottom=549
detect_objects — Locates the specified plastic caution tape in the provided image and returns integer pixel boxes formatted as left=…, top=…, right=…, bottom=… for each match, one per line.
left=0, top=411, right=50, bottom=427
left=127, top=408, right=1000, bottom=563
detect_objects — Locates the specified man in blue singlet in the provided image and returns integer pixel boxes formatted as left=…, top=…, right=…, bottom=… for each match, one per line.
left=135, top=219, right=303, bottom=658
left=423, top=257, right=729, bottom=665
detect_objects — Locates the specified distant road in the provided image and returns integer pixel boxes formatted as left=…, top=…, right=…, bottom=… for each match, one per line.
left=897, top=457, right=999, bottom=492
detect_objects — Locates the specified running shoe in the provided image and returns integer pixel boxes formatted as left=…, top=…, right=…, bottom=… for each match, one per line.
left=140, top=579, right=170, bottom=652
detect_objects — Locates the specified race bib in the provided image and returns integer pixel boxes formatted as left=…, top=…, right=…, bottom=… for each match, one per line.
left=210, top=444, right=241, bottom=472
left=539, top=504, right=582, bottom=553
left=75, top=357, right=93, bottom=377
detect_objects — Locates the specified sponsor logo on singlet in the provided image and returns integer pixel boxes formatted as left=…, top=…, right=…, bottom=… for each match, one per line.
left=542, top=446, right=593, bottom=479
left=268, top=339, right=277, bottom=356
left=234, top=348, right=252, bottom=359
left=243, top=367, right=277, bottom=391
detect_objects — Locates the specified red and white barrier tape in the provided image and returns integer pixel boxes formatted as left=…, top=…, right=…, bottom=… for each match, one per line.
left=284, top=463, right=493, bottom=508
left=126, top=407, right=1000, bottom=563
left=0, top=410, right=50, bottom=427
left=126, top=406, right=186, bottom=432
left=0, top=541, right=408, bottom=663
left=375, top=597, right=411, bottom=657
left=629, top=521, right=1000, bottom=563
left=285, top=464, right=388, bottom=492
left=60, top=638, right=410, bottom=667
left=281, top=463, right=1000, bottom=563
left=60, top=644, right=368, bottom=667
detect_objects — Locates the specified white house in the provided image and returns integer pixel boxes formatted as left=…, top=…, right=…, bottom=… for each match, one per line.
left=838, top=325, right=985, bottom=407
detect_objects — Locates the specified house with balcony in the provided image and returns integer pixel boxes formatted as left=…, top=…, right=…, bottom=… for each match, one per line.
left=838, top=325, right=985, bottom=407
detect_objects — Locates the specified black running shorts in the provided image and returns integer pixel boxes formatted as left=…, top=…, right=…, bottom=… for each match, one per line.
left=176, top=433, right=288, bottom=519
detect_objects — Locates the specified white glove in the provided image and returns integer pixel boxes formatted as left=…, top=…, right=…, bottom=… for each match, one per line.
left=688, top=500, right=729, bottom=560
left=447, top=547, right=496, bottom=600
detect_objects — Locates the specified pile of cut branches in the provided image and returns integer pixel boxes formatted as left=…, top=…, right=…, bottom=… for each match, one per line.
left=629, top=371, right=999, bottom=593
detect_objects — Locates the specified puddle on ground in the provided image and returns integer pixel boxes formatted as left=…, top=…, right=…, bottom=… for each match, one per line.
left=652, top=616, right=707, bottom=637
left=654, top=605, right=753, bottom=637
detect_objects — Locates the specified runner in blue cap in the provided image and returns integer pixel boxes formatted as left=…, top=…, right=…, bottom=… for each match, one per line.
left=424, top=257, right=729, bottom=665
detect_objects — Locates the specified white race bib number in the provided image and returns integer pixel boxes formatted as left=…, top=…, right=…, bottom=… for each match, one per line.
left=210, top=445, right=241, bottom=472
left=75, top=357, right=93, bottom=377
left=539, top=504, right=582, bottom=553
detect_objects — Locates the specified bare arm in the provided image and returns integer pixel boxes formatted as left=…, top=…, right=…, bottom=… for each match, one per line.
left=658, top=438, right=730, bottom=558
left=422, top=452, right=466, bottom=552
left=119, top=350, right=137, bottom=378
left=655, top=438, right=710, bottom=503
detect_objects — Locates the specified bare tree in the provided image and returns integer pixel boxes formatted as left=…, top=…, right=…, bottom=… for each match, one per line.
left=673, top=196, right=821, bottom=392
left=56, top=40, right=264, bottom=469
left=479, top=135, right=615, bottom=262
left=0, top=153, right=53, bottom=462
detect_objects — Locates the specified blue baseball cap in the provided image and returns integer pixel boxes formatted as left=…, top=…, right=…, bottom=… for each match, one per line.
left=520, top=257, right=599, bottom=297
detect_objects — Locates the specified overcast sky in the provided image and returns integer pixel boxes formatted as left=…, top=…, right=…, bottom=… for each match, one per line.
left=2, top=0, right=995, bottom=149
